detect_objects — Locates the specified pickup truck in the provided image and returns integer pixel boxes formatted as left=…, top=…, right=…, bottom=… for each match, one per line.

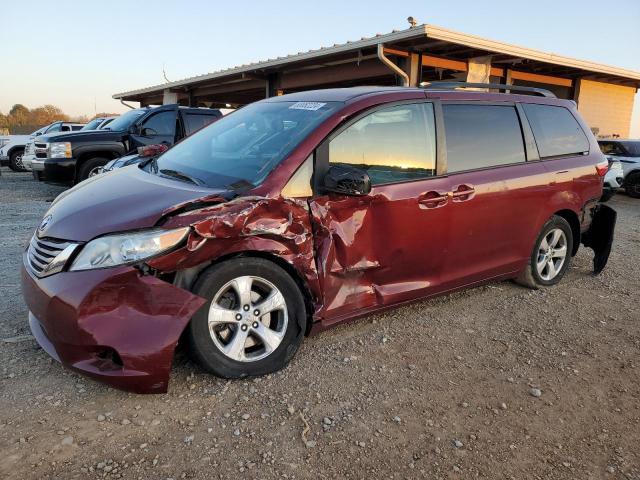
left=30, top=104, right=221, bottom=185
left=0, top=121, right=85, bottom=171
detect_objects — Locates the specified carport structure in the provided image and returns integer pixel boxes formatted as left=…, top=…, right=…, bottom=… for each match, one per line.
left=113, top=23, right=640, bottom=138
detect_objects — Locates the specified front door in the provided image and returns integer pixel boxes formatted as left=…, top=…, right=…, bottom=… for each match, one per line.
left=129, top=106, right=178, bottom=153
left=309, top=101, right=451, bottom=325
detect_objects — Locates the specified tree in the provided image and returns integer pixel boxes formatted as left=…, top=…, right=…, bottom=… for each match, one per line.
left=8, top=104, right=29, bottom=126
left=30, top=105, right=69, bottom=125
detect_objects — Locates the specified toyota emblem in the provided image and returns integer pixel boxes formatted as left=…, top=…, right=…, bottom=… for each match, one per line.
left=39, top=214, right=52, bottom=232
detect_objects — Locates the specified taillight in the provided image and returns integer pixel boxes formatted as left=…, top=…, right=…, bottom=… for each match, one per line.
left=595, top=160, right=609, bottom=177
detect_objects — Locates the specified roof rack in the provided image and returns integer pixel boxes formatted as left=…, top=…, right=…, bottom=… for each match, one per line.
left=421, top=81, right=557, bottom=98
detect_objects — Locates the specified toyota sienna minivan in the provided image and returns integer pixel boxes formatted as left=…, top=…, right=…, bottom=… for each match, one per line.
left=21, top=84, right=616, bottom=393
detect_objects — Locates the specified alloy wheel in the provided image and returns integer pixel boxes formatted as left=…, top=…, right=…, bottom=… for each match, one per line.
left=15, top=153, right=24, bottom=169
left=536, top=228, right=568, bottom=281
left=207, top=275, right=288, bottom=362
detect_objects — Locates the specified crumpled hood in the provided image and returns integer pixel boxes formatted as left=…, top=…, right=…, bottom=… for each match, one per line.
left=38, top=166, right=229, bottom=242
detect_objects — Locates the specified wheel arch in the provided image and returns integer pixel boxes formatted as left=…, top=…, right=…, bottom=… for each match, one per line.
left=174, top=250, right=316, bottom=335
left=553, top=209, right=581, bottom=256
left=7, top=145, right=24, bottom=157
left=74, top=150, right=121, bottom=182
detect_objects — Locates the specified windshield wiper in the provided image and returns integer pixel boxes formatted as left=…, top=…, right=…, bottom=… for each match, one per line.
left=159, top=168, right=204, bottom=186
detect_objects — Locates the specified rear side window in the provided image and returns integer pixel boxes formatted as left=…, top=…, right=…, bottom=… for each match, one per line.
left=184, top=113, right=218, bottom=136
left=329, top=103, right=437, bottom=185
left=522, top=104, right=589, bottom=158
left=442, top=104, right=526, bottom=173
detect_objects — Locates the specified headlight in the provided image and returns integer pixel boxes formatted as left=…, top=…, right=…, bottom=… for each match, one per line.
left=49, top=142, right=72, bottom=159
left=70, top=227, right=190, bottom=271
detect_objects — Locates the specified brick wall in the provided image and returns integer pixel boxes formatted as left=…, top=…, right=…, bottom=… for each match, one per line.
left=577, top=79, right=636, bottom=138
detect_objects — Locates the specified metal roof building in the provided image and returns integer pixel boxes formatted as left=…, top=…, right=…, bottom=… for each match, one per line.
left=113, top=23, right=640, bottom=138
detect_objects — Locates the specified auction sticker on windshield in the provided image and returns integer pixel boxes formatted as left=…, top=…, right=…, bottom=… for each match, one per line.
left=289, top=102, right=327, bottom=111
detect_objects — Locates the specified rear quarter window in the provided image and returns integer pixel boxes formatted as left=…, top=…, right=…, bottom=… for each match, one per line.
left=522, top=104, right=589, bottom=158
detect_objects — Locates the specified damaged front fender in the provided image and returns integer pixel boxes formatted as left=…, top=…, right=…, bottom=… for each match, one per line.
left=149, top=196, right=322, bottom=316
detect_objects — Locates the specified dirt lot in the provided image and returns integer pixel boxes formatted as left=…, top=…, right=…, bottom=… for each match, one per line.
left=0, top=168, right=638, bottom=480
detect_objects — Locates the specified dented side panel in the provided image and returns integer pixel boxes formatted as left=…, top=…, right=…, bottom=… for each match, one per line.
left=308, top=177, right=453, bottom=326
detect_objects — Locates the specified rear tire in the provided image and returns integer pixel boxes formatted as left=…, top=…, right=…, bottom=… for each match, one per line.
left=515, top=215, right=573, bottom=289
left=9, top=149, right=26, bottom=172
left=186, top=257, right=307, bottom=378
left=624, top=172, right=640, bottom=198
left=77, top=157, right=109, bottom=183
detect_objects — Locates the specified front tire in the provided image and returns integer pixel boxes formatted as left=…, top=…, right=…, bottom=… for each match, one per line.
left=516, top=215, right=573, bottom=289
left=77, top=157, right=109, bottom=183
left=9, top=149, right=26, bottom=172
left=624, top=172, right=640, bottom=198
left=186, top=257, right=307, bottom=378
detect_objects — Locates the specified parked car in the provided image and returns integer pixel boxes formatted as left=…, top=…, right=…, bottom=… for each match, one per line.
left=1, top=121, right=85, bottom=171
left=30, top=105, right=221, bottom=185
left=100, top=143, right=169, bottom=173
left=601, top=159, right=624, bottom=201
left=21, top=84, right=615, bottom=393
left=598, top=139, right=640, bottom=198
left=80, top=116, right=117, bottom=131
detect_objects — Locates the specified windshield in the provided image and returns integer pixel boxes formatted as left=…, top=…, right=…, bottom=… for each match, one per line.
left=81, top=118, right=103, bottom=130
left=621, top=141, right=640, bottom=157
left=152, top=100, right=340, bottom=188
left=104, top=109, right=146, bottom=131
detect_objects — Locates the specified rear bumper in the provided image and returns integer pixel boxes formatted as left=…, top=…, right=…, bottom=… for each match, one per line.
left=21, top=254, right=207, bottom=393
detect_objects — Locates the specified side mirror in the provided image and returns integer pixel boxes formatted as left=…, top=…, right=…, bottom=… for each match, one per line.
left=129, top=124, right=140, bottom=134
left=141, top=127, right=158, bottom=137
left=323, top=164, right=371, bottom=196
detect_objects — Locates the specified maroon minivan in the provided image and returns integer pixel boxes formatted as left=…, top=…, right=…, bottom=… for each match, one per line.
left=21, top=84, right=615, bottom=393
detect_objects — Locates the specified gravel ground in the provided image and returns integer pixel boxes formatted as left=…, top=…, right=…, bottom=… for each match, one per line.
left=1, top=168, right=639, bottom=480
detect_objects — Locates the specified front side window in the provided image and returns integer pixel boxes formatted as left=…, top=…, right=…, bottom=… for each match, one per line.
left=329, top=103, right=436, bottom=185
left=154, top=101, right=340, bottom=189
left=522, top=104, right=589, bottom=158
left=141, top=111, right=175, bottom=136
left=620, top=141, right=640, bottom=157
left=443, top=104, right=526, bottom=173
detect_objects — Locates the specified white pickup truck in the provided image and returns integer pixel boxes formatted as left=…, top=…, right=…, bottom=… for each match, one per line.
left=0, top=121, right=85, bottom=171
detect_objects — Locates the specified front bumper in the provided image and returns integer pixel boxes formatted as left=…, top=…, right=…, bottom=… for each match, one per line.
left=32, top=157, right=76, bottom=185
left=22, top=153, right=36, bottom=171
left=21, top=254, right=206, bottom=393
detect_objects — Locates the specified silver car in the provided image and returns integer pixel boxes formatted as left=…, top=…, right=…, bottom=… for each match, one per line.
left=599, top=140, right=640, bottom=198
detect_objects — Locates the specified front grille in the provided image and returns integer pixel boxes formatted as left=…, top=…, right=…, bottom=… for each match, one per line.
left=27, top=236, right=78, bottom=278
left=35, top=143, right=48, bottom=159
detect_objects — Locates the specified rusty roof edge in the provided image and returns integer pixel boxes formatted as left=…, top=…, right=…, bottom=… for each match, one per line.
left=113, top=23, right=640, bottom=99
left=425, top=24, right=640, bottom=81
left=112, top=25, right=428, bottom=99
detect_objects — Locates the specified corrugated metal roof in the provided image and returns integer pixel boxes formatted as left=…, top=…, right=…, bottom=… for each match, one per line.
left=113, top=24, right=640, bottom=99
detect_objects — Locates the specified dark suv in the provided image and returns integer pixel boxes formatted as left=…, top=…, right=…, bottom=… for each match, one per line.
left=21, top=84, right=615, bottom=393
left=31, top=104, right=221, bottom=185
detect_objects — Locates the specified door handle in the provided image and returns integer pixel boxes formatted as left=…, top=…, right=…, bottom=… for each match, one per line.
left=418, top=190, right=450, bottom=209
left=451, top=184, right=475, bottom=202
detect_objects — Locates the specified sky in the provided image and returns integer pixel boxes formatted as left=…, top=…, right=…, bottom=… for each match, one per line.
left=1, top=0, right=639, bottom=136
